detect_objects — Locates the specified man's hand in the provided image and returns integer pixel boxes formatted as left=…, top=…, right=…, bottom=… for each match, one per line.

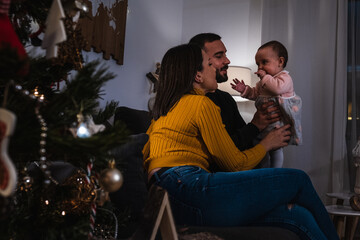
left=251, top=101, right=281, bottom=131
left=260, top=124, right=291, bottom=151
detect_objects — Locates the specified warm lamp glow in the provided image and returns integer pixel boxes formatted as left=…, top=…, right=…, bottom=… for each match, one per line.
left=218, top=66, right=251, bottom=102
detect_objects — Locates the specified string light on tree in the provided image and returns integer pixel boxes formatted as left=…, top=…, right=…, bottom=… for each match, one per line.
left=21, top=174, right=33, bottom=191
left=33, top=87, right=39, bottom=97
left=76, top=121, right=90, bottom=138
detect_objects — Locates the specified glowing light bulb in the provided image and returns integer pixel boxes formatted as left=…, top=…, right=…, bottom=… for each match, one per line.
left=62, top=211, right=66, bottom=216
left=76, top=123, right=90, bottom=138
left=33, top=87, right=39, bottom=97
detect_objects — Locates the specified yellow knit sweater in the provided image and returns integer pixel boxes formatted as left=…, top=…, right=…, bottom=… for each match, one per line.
left=143, top=90, right=267, bottom=173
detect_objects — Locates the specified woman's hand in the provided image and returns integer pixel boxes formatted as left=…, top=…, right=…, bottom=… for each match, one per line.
left=259, top=124, right=291, bottom=151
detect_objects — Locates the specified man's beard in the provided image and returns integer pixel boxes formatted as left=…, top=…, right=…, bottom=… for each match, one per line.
left=216, top=68, right=228, bottom=83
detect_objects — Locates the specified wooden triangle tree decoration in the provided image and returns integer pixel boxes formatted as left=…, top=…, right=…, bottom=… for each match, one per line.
left=131, top=185, right=178, bottom=240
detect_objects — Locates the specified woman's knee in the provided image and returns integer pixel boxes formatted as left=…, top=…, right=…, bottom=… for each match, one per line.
left=262, top=204, right=327, bottom=239
left=282, top=168, right=311, bottom=183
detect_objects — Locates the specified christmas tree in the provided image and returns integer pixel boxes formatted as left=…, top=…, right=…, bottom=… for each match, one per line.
left=0, top=0, right=131, bottom=239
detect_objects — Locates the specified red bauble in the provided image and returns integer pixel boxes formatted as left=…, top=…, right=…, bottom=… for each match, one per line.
left=0, top=14, right=29, bottom=75
left=0, top=14, right=27, bottom=58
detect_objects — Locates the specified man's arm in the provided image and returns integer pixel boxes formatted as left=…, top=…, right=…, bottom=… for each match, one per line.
left=207, top=90, right=280, bottom=151
left=232, top=123, right=259, bottom=150
left=206, top=90, right=259, bottom=150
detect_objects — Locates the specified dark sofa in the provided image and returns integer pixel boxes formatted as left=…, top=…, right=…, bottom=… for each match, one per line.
left=110, top=106, right=301, bottom=240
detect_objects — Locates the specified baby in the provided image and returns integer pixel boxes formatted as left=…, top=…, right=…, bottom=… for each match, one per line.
left=231, top=40, right=302, bottom=168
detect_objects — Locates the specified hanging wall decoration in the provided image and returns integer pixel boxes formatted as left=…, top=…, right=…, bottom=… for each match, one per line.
left=77, top=0, right=128, bottom=65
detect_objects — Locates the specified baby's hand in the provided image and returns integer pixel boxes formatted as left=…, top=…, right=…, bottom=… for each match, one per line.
left=230, top=78, right=246, bottom=93
left=255, top=70, right=266, bottom=79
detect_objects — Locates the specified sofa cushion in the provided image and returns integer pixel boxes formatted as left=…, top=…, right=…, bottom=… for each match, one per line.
left=183, top=226, right=301, bottom=240
left=115, top=106, right=151, bottom=134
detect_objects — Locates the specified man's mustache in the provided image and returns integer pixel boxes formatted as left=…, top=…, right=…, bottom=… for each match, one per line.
left=220, top=65, right=229, bottom=71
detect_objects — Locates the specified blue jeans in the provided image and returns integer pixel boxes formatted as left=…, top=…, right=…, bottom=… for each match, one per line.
left=153, top=166, right=339, bottom=240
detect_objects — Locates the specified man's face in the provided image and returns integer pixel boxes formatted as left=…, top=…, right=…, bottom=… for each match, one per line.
left=204, top=40, right=231, bottom=83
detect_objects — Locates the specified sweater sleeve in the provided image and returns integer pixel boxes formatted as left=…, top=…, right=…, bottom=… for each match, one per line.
left=261, top=72, right=293, bottom=96
left=241, top=82, right=261, bottom=100
left=196, top=98, right=266, bottom=171
left=142, top=120, right=154, bottom=161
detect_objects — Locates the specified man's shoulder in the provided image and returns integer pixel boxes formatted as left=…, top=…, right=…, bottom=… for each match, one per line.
left=206, top=89, right=235, bottom=105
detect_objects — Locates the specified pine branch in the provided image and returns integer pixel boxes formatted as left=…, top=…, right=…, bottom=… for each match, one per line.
left=48, top=121, right=130, bottom=170
left=95, top=100, right=119, bottom=124
left=43, top=60, right=115, bottom=123
left=9, top=0, right=52, bottom=45
left=1, top=2, right=134, bottom=239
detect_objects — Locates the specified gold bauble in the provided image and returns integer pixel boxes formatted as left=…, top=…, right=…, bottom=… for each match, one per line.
left=99, top=160, right=123, bottom=192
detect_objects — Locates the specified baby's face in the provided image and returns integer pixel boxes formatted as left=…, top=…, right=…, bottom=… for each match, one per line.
left=255, top=47, right=284, bottom=76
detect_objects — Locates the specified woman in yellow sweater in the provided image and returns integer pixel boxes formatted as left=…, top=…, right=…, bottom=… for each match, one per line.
left=143, top=44, right=338, bottom=240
